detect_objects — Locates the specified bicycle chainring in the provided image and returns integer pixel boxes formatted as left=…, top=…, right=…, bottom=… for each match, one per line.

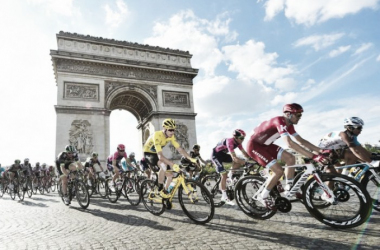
left=275, top=197, right=292, bottom=213
left=334, top=188, right=350, bottom=202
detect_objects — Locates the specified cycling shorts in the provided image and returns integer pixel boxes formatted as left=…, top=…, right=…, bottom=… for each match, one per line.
left=211, top=149, right=232, bottom=174
left=140, top=160, right=150, bottom=171
left=144, top=152, right=159, bottom=172
left=247, top=141, right=283, bottom=168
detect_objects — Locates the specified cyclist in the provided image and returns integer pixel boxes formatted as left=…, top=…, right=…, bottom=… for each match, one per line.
left=140, top=157, right=152, bottom=179
left=8, top=159, right=22, bottom=189
left=211, top=129, right=251, bottom=205
left=246, top=103, right=330, bottom=209
left=142, top=118, right=197, bottom=198
left=0, top=164, right=5, bottom=178
left=22, top=158, right=33, bottom=177
left=181, top=144, right=207, bottom=180
left=56, top=145, right=83, bottom=205
left=84, top=152, right=105, bottom=186
left=33, top=162, right=42, bottom=178
left=107, top=144, right=128, bottom=186
left=319, top=117, right=379, bottom=171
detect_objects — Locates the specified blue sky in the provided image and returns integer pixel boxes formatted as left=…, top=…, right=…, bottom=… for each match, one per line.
left=0, top=0, right=379, bottom=166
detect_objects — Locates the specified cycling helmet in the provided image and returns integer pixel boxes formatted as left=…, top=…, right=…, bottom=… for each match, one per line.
left=65, top=145, right=76, bottom=153
left=343, top=117, right=364, bottom=127
left=24, top=158, right=29, bottom=162
left=283, top=103, right=304, bottom=113
left=117, top=144, right=125, bottom=151
left=193, top=144, right=200, bottom=150
left=162, top=118, right=176, bottom=129
left=129, top=152, right=135, bottom=157
left=42, top=163, right=47, bottom=167
left=233, top=129, right=246, bottom=138
left=15, top=159, right=21, bottom=164
left=48, top=166, right=53, bottom=170
left=36, top=162, right=40, bottom=165
left=92, top=152, right=98, bottom=157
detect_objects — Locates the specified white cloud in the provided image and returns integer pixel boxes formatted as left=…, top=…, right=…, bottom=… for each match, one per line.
left=145, top=10, right=236, bottom=76
left=103, top=0, right=130, bottom=28
left=27, top=0, right=80, bottom=17
left=353, top=43, right=373, bottom=56
left=294, top=33, right=344, bottom=51
left=329, top=45, right=351, bottom=57
left=301, top=79, right=316, bottom=91
left=377, top=54, right=380, bottom=61
left=274, top=78, right=297, bottom=91
left=223, top=40, right=295, bottom=84
left=262, top=0, right=380, bottom=26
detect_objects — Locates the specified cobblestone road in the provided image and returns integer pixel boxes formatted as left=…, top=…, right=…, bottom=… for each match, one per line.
left=0, top=191, right=379, bottom=250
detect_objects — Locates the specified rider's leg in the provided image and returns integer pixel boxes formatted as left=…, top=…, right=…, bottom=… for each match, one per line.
left=281, top=150, right=296, bottom=189
left=261, top=162, right=284, bottom=198
left=112, top=167, right=120, bottom=183
left=157, top=161, right=167, bottom=191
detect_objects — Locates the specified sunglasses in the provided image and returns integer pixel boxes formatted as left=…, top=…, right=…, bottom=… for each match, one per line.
left=119, top=150, right=125, bottom=152
left=238, top=136, right=245, bottom=140
left=354, top=126, right=363, bottom=130
left=294, top=113, right=302, bottom=118
left=168, top=129, right=175, bottom=132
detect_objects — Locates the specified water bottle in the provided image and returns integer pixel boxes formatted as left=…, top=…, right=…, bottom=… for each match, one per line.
left=226, top=178, right=233, bottom=187
left=167, top=178, right=177, bottom=193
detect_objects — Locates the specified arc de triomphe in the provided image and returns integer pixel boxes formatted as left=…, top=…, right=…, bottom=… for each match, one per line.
left=50, top=31, right=198, bottom=162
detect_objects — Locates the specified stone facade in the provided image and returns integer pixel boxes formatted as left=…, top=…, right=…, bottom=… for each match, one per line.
left=51, top=31, right=198, bottom=163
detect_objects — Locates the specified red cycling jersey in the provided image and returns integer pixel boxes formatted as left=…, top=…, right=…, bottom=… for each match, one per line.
left=250, top=116, right=298, bottom=145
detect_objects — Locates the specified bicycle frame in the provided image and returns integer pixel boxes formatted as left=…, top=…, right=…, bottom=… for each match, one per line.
left=335, top=163, right=380, bottom=183
left=253, top=164, right=335, bottom=201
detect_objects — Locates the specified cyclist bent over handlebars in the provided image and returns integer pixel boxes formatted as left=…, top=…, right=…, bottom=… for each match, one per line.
left=56, top=145, right=83, bottom=205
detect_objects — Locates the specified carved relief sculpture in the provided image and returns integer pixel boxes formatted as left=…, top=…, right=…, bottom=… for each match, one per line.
left=169, top=122, right=189, bottom=159
left=69, top=120, right=94, bottom=154
left=64, top=82, right=99, bottom=101
left=163, top=91, right=190, bottom=107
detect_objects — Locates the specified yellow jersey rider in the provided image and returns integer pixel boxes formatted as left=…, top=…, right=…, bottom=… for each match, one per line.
left=143, top=118, right=197, bottom=198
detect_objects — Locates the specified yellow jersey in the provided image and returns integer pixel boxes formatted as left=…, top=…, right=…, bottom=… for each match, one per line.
left=143, top=131, right=180, bottom=153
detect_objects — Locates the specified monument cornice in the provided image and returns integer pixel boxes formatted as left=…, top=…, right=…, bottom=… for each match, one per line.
left=55, top=105, right=111, bottom=116
left=50, top=50, right=198, bottom=75
left=57, top=31, right=192, bottom=56
left=51, top=56, right=196, bottom=85
left=138, top=111, right=197, bottom=129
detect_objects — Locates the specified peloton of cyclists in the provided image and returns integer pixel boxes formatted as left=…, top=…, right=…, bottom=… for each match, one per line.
left=246, top=103, right=330, bottom=209
left=84, top=152, right=106, bottom=186
left=211, top=129, right=251, bottom=205
left=142, top=118, right=197, bottom=198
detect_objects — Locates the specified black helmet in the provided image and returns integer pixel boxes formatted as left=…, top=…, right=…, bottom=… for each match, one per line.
left=65, top=145, right=76, bottom=153
left=192, top=144, right=200, bottom=150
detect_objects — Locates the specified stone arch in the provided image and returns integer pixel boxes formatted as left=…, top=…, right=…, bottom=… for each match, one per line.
left=106, top=86, right=157, bottom=123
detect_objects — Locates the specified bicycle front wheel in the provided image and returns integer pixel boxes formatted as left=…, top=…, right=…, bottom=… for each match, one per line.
left=361, top=171, right=380, bottom=211
left=0, top=179, right=4, bottom=197
left=303, top=173, right=372, bottom=229
left=9, top=180, right=16, bottom=200
left=201, top=175, right=224, bottom=207
left=26, top=179, right=33, bottom=198
left=235, top=176, right=277, bottom=220
left=17, top=180, right=25, bottom=201
left=124, top=178, right=141, bottom=206
left=97, top=179, right=107, bottom=198
left=178, top=180, right=215, bottom=224
left=140, top=179, right=165, bottom=216
left=76, top=181, right=90, bottom=209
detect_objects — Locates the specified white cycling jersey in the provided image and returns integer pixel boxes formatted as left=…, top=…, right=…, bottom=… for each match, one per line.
left=318, top=131, right=360, bottom=150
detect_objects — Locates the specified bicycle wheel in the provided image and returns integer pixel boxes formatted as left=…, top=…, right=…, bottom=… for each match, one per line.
left=107, top=179, right=121, bottom=203
left=124, top=178, right=141, bottom=206
left=303, top=173, right=372, bottom=229
left=76, top=181, right=90, bottom=209
left=178, top=180, right=214, bottom=224
left=97, top=179, right=108, bottom=198
left=39, top=179, right=45, bottom=195
left=25, top=178, right=33, bottom=198
left=235, top=176, right=277, bottom=220
left=51, top=179, right=56, bottom=192
left=140, top=179, right=165, bottom=215
left=9, top=180, right=16, bottom=200
left=32, top=179, right=38, bottom=194
left=0, top=179, right=4, bottom=197
left=201, top=175, right=224, bottom=207
left=17, top=180, right=25, bottom=201
left=45, top=180, right=51, bottom=193
left=361, top=172, right=380, bottom=211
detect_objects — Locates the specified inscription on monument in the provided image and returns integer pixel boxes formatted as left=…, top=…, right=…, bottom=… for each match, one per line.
left=163, top=91, right=190, bottom=107
left=64, top=82, right=99, bottom=101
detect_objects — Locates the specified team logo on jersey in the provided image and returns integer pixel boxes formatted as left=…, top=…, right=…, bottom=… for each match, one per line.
left=280, top=125, right=288, bottom=132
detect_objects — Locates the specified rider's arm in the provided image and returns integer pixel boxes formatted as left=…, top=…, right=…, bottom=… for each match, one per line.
left=293, top=135, right=324, bottom=155
left=157, top=150, right=174, bottom=167
left=177, top=147, right=194, bottom=162
left=239, top=148, right=251, bottom=160
left=284, top=135, right=315, bottom=158
left=340, top=132, right=372, bottom=162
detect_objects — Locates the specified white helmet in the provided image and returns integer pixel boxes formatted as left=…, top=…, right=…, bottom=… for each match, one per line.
left=344, top=117, right=364, bottom=127
left=129, top=152, right=135, bottom=157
